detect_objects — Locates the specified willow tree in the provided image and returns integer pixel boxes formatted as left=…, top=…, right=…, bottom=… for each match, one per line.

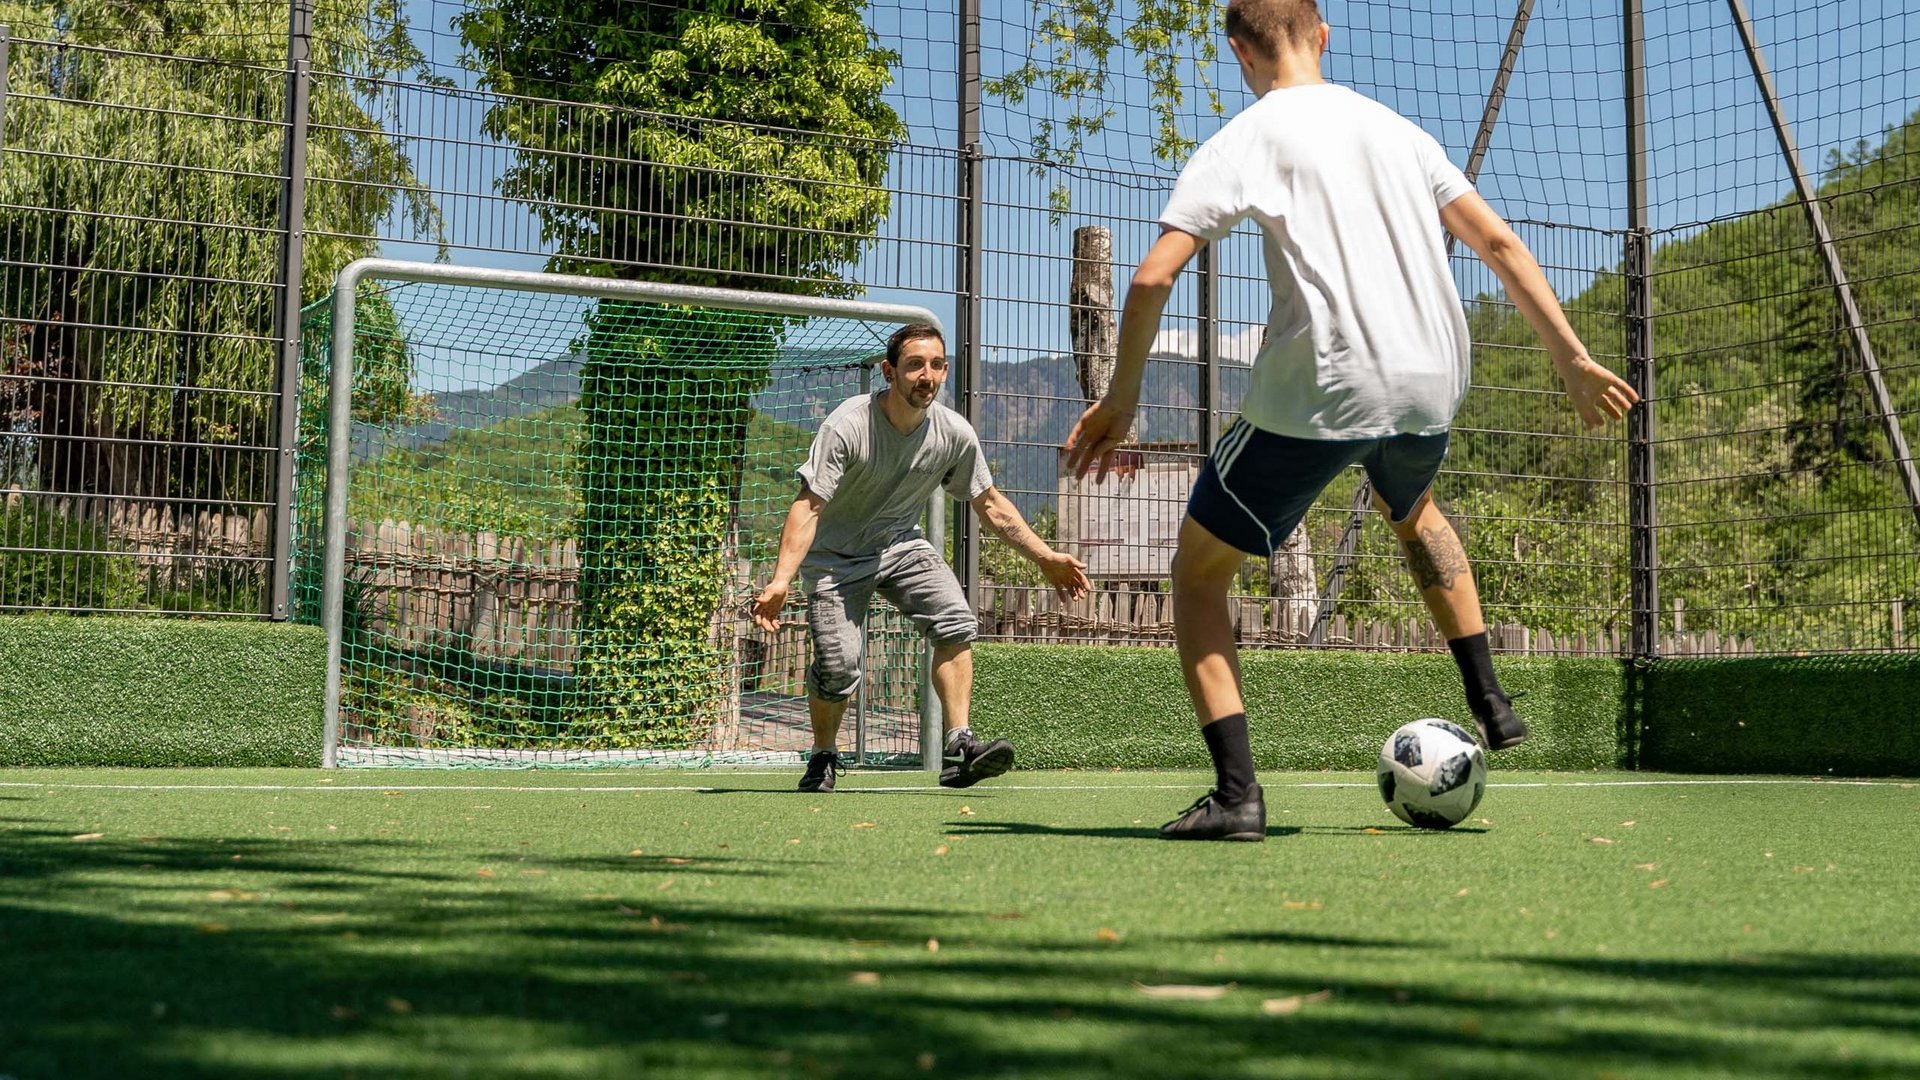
left=458, top=0, right=902, bottom=744
left=0, top=0, right=434, bottom=510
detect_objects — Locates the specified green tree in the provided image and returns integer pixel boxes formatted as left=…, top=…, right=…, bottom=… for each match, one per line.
left=0, top=0, right=436, bottom=509
left=985, top=0, right=1222, bottom=207
left=457, top=0, right=903, bottom=744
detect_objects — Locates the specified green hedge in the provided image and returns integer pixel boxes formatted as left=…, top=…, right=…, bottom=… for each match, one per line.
left=973, top=644, right=1627, bottom=771
left=0, top=617, right=326, bottom=767
left=6, top=620, right=1914, bottom=775
left=1637, top=652, right=1920, bottom=776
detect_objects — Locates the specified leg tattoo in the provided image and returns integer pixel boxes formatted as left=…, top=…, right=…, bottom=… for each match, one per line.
left=1403, top=524, right=1470, bottom=591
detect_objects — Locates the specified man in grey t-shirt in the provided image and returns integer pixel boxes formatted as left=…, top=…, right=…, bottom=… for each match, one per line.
left=753, top=323, right=1090, bottom=793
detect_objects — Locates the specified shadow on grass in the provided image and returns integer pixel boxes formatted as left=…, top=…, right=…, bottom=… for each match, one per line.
left=942, top=820, right=1307, bottom=841
left=1, top=818, right=1915, bottom=1079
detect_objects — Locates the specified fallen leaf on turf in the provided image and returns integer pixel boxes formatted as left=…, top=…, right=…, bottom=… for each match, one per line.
left=1136, top=982, right=1234, bottom=1000
left=1454, top=888, right=1470, bottom=898
left=1261, top=989, right=1332, bottom=1015
left=329, top=1005, right=359, bottom=1022
left=1281, top=900, right=1322, bottom=911
left=657, top=879, right=674, bottom=891
left=386, top=998, right=413, bottom=1015
left=1619, top=820, right=1637, bottom=827
left=197, top=922, right=229, bottom=934
left=933, top=845, right=950, bottom=856
left=787, top=839, right=801, bottom=845
left=1634, top=862, right=1659, bottom=871
left=1458, top=1017, right=1481, bottom=1035
left=926, top=938, right=940, bottom=953
left=206, top=889, right=257, bottom=902
left=958, top=806, right=975, bottom=816
left=520, top=869, right=546, bottom=876
left=297, top=912, right=348, bottom=924
left=663, top=857, right=692, bottom=865
left=917, top=1052, right=936, bottom=1071
left=1094, top=927, right=1122, bottom=943
left=71, top=833, right=103, bottom=842
left=1649, top=879, right=1669, bottom=889
left=852, top=822, right=877, bottom=829
left=848, top=971, right=881, bottom=985
left=617, top=905, right=642, bottom=916
left=475, top=867, right=495, bottom=878
left=701, top=1012, right=728, bottom=1028
left=1361, top=827, right=1385, bottom=835
left=1588, top=837, right=1616, bottom=845
left=628, top=849, right=645, bottom=857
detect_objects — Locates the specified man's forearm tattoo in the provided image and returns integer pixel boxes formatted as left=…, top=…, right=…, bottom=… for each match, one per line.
left=1403, top=524, right=1470, bottom=591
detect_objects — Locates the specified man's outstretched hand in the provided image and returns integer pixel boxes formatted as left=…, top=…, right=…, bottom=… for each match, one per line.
left=1039, top=551, right=1092, bottom=603
left=751, top=582, right=789, bottom=633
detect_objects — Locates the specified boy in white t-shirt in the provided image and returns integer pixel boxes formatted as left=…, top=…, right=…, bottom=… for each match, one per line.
left=1064, top=0, right=1638, bottom=841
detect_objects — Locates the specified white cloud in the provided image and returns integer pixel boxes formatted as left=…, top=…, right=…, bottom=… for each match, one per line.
left=1149, top=323, right=1264, bottom=365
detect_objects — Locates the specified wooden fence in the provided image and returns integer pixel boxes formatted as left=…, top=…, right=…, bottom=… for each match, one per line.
left=329, top=521, right=1759, bottom=660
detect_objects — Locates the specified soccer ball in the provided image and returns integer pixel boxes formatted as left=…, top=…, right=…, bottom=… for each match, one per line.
left=1376, top=718, right=1487, bottom=829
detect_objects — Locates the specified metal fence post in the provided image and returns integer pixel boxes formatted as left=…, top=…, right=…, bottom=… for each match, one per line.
left=1624, top=0, right=1659, bottom=661
left=1196, top=245, right=1219, bottom=454
left=923, top=491, right=946, bottom=773
left=953, top=0, right=983, bottom=613
left=1726, top=0, right=1920, bottom=537
left=0, top=26, right=12, bottom=155
left=268, top=0, right=313, bottom=620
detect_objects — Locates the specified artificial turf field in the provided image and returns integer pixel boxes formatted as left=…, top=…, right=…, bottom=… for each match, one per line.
left=1, top=768, right=1916, bottom=1080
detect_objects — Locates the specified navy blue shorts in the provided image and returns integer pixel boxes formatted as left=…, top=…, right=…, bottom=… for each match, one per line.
left=1187, top=420, right=1450, bottom=556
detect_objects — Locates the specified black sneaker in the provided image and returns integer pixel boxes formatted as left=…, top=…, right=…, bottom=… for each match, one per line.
left=1473, top=694, right=1530, bottom=751
left=798, top=751, right=845, bottom=793
left=939, top=732, right=1015, bottom=789
left=1159, top=785, right=1267, bottom=842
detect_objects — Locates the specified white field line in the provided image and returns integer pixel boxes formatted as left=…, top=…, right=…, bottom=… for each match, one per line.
left=0, top=777, right=1908, bottom=795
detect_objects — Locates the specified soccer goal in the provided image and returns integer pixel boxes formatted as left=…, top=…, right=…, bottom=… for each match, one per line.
left=296, top=259, right=947, bottom=769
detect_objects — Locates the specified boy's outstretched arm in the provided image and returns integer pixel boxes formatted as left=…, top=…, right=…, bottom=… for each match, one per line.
left=969, top=486, right=1091, bottom=601
left=1440, top=192, right=1640, bottom=428
left=1064, top=227, right=1206, bottom=479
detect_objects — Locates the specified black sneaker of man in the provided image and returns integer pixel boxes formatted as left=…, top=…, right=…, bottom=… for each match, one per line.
left=1158, top=785, right=1267, bottom=841
left=1473, top=694, right=1530, bottom=751
left=938, top=732, right=1015, bottom=789
left=798, top=751, right=845, bottom=793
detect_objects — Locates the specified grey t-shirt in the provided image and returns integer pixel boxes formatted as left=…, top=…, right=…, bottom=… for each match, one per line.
left=796, top=391, right=993, bottom=559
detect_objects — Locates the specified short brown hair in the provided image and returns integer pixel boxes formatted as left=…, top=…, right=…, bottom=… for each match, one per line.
left=884, top=322, right=945, bottom=367
left=1225, top=0, right=1323, bottom=58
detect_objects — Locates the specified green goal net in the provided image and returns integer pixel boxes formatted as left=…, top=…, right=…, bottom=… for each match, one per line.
left=294, top=263, right=941, bottom=768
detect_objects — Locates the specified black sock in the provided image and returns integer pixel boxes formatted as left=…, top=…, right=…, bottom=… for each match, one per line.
left=1200, top=713, right=1257, bottom=806
left=1448, top=631, right=1507, bottom=716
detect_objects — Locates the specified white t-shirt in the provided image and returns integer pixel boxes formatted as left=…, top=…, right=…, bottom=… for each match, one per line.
left=1159, top=83, right=1477, bottom=440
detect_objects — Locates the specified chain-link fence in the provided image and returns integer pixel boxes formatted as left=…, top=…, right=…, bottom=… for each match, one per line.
left=1, top=0, right=1914, bottom=658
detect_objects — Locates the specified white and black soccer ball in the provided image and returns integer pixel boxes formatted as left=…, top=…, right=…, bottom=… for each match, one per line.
left=1376, top=718, right=1487, bottom=830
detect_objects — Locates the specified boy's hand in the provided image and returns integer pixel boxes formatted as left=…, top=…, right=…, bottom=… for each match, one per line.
left=1038, top=551, right=1091, bottom=602
left=1064, top=398, right=1137, bottom=481
left=1556, top=356, right=1639, bottom=428
left=751, top=582, right=789, bottom=633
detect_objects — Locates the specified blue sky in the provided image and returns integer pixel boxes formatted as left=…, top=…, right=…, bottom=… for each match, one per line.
left=380, top=0, right=1918, bottom=390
